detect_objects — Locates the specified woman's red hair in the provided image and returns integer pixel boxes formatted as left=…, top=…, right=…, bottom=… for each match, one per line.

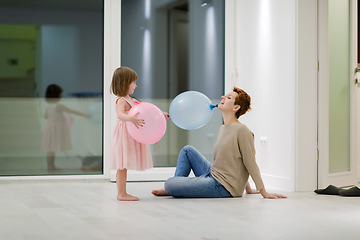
left=233, top=87, right=251, bottom=118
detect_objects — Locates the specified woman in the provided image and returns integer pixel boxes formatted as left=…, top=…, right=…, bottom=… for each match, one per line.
left=152, top=87, right=287, bottom=199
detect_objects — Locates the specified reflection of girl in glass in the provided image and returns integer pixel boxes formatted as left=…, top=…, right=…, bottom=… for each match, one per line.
left=41, top=84, right=90, bottom=173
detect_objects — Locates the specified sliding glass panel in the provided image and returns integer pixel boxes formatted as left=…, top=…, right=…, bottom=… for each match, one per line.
left=0, top=1, right=104, bottom=175
left=328, top=0, right=351, bottom=173
left=121, top=0, right=225, bottom=167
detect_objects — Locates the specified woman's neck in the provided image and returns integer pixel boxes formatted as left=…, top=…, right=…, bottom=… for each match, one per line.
left=222, top=112, right=240, bottom=125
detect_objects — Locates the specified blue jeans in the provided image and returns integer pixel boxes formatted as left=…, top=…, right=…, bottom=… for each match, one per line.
left=164, top=145, right=231, bottom=198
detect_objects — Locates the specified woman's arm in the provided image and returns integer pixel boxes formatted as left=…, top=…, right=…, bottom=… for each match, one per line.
left=239, top=128, right=286, bottom=199
left=245, top=181, right=260, bottom=194
left=238, top=130, right=265, bottom=191
left=260, top=187, right=287, bottom=199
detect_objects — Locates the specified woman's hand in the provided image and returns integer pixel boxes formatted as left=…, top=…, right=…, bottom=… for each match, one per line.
left=246, top=188, right=260, bottom=194
left=163, top=112, right=171, bottom=120
left=245, top=182, right=260, bottom=194
left=262, top=192, right=287, bottom=199
left=260, top=188, right=287, bottom=199
left=129, top=112, right=145, bottom=128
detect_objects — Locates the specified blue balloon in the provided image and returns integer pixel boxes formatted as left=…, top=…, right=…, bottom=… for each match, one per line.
left=169, top=91, right=217, bottom=130
left=87, top=100, right=102, bottom=125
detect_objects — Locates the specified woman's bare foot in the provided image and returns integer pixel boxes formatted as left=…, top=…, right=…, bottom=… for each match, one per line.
left=117, top=193, right=139, bottom=201
left=151, top=188, right=169, bottom=196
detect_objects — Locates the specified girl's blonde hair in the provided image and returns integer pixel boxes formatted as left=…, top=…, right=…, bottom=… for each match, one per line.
left=110, top=66, right=138, bottom=97
left=233, top=87, right=251, bottom=118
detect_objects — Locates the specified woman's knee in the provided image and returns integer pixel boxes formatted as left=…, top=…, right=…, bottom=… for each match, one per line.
left=164, top=177, right=181, bottom=196
left=164, top=178, right=174, bottom=194
left=181, top=145, right=196, bottom=153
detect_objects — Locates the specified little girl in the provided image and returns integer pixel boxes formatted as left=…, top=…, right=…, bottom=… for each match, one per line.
left=41, top=84, right=90, bottom=172
left=110, top=66, right=170, bottom=201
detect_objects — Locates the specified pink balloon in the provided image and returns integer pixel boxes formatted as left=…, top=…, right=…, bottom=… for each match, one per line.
left=126, top=102, right=166, bottom=144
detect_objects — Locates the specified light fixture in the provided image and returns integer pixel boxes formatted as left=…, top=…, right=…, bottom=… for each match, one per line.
left=201, top=0, right=213, bottom=7
left=139, top=21, right=149, bottom=31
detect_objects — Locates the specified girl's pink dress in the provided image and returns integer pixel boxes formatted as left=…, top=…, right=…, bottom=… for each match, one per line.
left=110, top=97, right=153, bottom=171
left=41, top=103, right=72, bottom=152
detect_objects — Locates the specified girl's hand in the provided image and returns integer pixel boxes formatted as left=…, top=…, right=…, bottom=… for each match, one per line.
left=130, top=112, right=145, bottom=128
left=163, top=112, right=171, bottom=120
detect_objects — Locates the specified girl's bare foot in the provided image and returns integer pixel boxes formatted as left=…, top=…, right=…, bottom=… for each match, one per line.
left=151, top=188, right=169, bottom=196
left=47, top=167, right=63, bottom=173
left=117, top=193, right=139, bottom=201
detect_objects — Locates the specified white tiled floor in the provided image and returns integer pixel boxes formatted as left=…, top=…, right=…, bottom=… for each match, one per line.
left=0, top=181, right=359, bottom=240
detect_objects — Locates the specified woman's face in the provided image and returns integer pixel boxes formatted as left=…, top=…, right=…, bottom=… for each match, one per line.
left=218, top=92, right=239, bottom=111
left=128, top=81, right=137, bottom=95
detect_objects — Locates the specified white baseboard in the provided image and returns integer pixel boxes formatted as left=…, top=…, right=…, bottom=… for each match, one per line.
left=112, top=168, right=294, bottom=193
left=248, top=174, right=294, bottom=192
left=112, top=168, right=294, bottom=192
left=110, top=167, right=176, bottom=182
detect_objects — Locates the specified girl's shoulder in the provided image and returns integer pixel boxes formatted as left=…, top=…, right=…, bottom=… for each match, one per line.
left=116, top=97, right=126, bottom=104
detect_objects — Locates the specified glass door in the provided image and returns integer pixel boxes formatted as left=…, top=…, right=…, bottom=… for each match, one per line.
left=117, top=0, right=225, bottom=181
left=0, top=1, right=104, bottom=176
left=318, top=0, right=358, bottom=187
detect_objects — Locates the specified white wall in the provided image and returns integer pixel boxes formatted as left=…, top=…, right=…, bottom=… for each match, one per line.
left=225, top=0, right=296, bottom=191
left=296, top=0, right=317, bottom=191
left=225, top=0, right=318, bottom=192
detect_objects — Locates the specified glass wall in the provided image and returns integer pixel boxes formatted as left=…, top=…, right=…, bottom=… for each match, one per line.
left=121, top=0, right=225, bottom=167
left=328, top=0, right=351, bottom=173
left=0, top=1, right=104, bottom=175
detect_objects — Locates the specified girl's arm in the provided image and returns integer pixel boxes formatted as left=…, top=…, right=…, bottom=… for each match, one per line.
left=44, top=109, right=48, bottom=119
left=57, top=104, right=90, bottom=118
left=130, top=97, right=170, bottom=121
left=117, top=98, right=144, bottom=128
left=131, top=97, right=170, bottom=120
left=163, top=111, right=171, bottom=120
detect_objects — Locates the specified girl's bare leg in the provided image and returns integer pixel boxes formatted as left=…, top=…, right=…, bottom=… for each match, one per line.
left=116, top=169, right=139, bottom=201
left=47, top=152, right=62, bottom=172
